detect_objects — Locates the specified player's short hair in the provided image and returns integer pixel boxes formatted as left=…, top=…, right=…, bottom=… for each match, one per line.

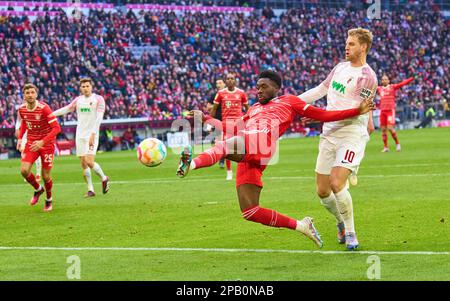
left=258, top=70, right=282, bottom=88
left=348, top=28, right=373, bottom=53
left=22, top=83, right=38, bottom=94
left=79, top=77, right=93, bottom=86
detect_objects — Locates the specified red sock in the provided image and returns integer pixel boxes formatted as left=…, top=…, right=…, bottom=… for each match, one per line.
left=242, top=205, right=297, bottom=230
left=382, top=132, right=388, bottom=147
left=226, top=159, right=231, bottom=171
left=193, top=141, right=227, bottom=169
left=390, top=130, right=399, bottom=144
left=25, top=173, right=41, bottom=190
left=44, top=179, right=53, bottom=200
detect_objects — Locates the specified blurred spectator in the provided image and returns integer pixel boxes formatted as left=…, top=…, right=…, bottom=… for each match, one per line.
left=415, top=106, right=436, bottom=128
left=100, top=127, right=114, bottom=151
left=121, top=126, right=136, bottom=150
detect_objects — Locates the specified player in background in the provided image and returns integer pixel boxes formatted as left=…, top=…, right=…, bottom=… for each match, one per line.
left=377, top=74, right=414, bottom=152
left=206, top=78, right=226, bottom=168
left=17, top=84, right=61, bottom=212
left=298, top=28, right=378, bottom=250
left=210, top=73, right=249, bottom=180
left=177, top=70, right=375, bottom=248
left=15, top=113, right=42, bottom=183
left=53, top=78, right=110, bottom=198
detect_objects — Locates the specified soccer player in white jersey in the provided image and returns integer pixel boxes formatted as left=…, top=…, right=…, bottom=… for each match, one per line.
left=53, top=78, right=110, bottom=197
left=15, top=113, right=42, bottom=183
left=299, top=28, right=378, bottom=250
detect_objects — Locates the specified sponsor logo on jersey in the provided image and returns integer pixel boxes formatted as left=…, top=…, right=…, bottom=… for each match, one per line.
left=331, top=80, right=346, bottom=94
left=360, top=88, right=372, bottom=99
left=80, top=107, right=91, bottom=113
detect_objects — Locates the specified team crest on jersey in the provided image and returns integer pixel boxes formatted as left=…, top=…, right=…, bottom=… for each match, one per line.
left=360, top=88, right=372, bottom=99
left=35, top=114, right=41, bottom=120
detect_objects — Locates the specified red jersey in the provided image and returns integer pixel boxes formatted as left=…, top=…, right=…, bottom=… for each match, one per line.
left=18, top=101, right=60, bottom=145
left=214, top=88, right=248, bottom=120
left=241, top=95, right=360, bottom=137
left=377, top=77, right=413, bottom=110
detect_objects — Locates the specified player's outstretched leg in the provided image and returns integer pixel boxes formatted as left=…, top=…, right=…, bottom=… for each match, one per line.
left=239, top=184, right=323, bottom=248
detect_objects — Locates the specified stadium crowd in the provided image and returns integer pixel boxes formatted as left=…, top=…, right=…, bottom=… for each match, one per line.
left=0, top=2, right=448, bottom=128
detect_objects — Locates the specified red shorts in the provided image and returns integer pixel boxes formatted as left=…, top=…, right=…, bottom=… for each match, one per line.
left=235, top=131, right=276, bottom=188
left=380, top=109, right=396, bottom=126
left=21, top=143, right=55, bottom=170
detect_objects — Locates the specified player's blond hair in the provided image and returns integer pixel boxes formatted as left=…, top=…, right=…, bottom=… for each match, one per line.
left=22, top=83, right=38, bottom=94
left=348, top=28, right=373, bottom=53
left=79, top=77, right=93, bottom=86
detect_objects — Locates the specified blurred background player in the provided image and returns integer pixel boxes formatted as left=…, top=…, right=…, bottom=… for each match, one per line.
left=177, top=70, right=375, bottom=249
left=53, top=78, right=110, bottom=198
left=377, top=75, right=414, bottom=152
left=206, top=78, right=226, bottom=168
left=210, top=72, right=249, bottom=180
left=15, top=113, right=42, bottom=183
left=17, top=84, right=61, bottom=212
left=299, top=28, right=378, bottom=250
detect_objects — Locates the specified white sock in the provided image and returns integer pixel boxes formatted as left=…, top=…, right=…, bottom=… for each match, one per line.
left=334, top=188, right=355, bottom=233
left=295, top=219, right=307, bottom=234
left=92, top=162, right=107, bottom=181
left=83, top=168, right=94, bottom=192
left=320, top=193, right=344, bottom=224
left=190, top=161, right=196, bottom=170
left=35, top=157, right=42, bottom=177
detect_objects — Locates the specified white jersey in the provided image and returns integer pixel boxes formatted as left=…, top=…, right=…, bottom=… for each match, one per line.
left=300, top=61, right=377, bottom=140
left=59, top=93, right=106, bottom=140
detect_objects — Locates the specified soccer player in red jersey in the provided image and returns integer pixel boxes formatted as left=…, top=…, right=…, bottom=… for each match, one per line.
left=176, top=70, right=375, bottom=248
left=210, top=73, right=249, bottom=180
left=377, top=74, right=414, bottom=152
left=16, top=84, right=61, bottom=212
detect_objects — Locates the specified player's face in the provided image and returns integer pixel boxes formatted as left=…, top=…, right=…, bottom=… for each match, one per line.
left=80, top=82, right=93, bottom=96
left=345, top=36, right=365, bottom=62
left=226, top=75, right=236, bottom=89
left=256, top=78, right=278, bottom=104
left=23, top=88, right=38, bottom=104
left=216, top=80, right=225, bottom=90
left=381, top=76, right=390, bottom=86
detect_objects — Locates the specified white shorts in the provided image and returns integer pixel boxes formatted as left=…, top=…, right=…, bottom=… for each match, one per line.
left=315, top=136, right=367, bottom=175
left=76, top=138, right=99, bottom=157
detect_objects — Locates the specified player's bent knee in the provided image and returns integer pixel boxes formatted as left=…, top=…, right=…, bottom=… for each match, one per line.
left=20, top=168, right=30, bottom=178
left=317, top=189, right=332, bottom=199
left=330, top=179, right=346, bottom=193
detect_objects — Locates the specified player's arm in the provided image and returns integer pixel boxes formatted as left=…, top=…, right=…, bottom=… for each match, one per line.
left=298, top=64, right=338, bottom=104
left=16, top=115, right=27, bottom=151
left=242, top=92, right=249, bottom=112
left=292, top=96, right=375, bottom=122
left=89, top=97, right=106, bottom=147
left=210, top=103, right=219, bottom=119
left=210, top=92, right=222, bottom=118
left=30, top=108, right=61, bottom=152
left=367, top=111, right=375, bottom=135
left=53, top=99, right=77, bottom=116
left=15, top=113, right=22, bottom=139
left=392, top=77, right=414, bottom=90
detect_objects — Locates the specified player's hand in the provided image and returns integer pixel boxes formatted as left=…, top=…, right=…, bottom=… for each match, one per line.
left=358, top=96, right=375, bottom=114
left=89, top=133, right=95, bottom=149
left=301, top=117, right=318, bottom=124
left=30, top=140, right=44, bottom=152
left=367, top=123, right=375, bottom=135
left=188, top=110, right=205, bottom=121
left=16, top=139, right=22, bottom=152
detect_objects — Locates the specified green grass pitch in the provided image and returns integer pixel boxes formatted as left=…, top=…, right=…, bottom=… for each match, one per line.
left=0, top=127, right=449, bottom=280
